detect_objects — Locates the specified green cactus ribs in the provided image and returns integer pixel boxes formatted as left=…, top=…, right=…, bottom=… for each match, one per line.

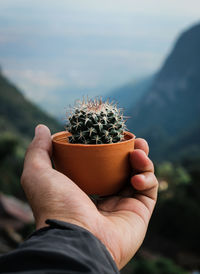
left=66, top=97, right=127, bottom=144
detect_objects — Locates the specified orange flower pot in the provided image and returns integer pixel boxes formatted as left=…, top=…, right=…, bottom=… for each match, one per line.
left=52, top=131, right=135, bottom=196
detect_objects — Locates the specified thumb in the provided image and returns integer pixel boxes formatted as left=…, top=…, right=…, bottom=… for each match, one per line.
left=23, top=124, right=52, bottom=172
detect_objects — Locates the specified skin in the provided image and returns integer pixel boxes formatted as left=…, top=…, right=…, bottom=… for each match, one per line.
left=21, top=124, right=158, bottom=270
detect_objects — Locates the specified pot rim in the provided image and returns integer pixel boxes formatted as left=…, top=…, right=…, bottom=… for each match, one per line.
left=52, top=131, right=135, bottom=148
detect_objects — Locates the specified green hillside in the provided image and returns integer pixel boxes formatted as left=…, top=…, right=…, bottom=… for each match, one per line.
left=0, top=71, right=62, bottom=139
left=0, top=70, right=62, bottom=199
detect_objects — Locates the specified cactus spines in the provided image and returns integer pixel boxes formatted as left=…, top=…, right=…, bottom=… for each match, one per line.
left=66, top=98, right=127, bottom=144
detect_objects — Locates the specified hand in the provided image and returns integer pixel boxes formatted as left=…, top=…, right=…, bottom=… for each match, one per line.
left=21, top=124, right=158, bottom=270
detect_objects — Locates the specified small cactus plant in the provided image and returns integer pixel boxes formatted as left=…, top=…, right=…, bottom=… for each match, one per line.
left=66, top=97, right=127, bottom=144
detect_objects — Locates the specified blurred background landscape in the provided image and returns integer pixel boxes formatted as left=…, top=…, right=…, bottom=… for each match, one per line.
left=0, top=1, right=200, bottom=273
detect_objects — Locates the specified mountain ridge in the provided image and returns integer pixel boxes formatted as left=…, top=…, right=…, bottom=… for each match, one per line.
left=127, top=23, right=200, bottom=161
left=107, top=75, right=154, bottom=113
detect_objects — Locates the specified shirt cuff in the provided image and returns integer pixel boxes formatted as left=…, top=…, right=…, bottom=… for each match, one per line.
left=29, top=218, right=119, bottom=273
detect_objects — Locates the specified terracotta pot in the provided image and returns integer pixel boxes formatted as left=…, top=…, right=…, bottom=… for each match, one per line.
left=52, top=131, right=135, bottom=196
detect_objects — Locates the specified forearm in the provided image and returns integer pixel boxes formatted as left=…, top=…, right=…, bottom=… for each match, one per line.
left=0, top=219, right=119, bottom=274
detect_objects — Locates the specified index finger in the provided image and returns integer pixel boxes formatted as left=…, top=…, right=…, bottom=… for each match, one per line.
left=134, top=138, right=149, bottom=156
left=130, top=149, right=154, bottom=173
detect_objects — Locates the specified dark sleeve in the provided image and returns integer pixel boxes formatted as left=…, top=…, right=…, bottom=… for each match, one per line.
left=0, top=219, right=119, bottom=274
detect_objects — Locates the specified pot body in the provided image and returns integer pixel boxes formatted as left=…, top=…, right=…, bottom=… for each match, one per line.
left=52, top=131, right=135, bottom=196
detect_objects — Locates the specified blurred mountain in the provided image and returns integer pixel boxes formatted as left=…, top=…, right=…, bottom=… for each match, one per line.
left=128, top=23, right=200, bottom=161
left=0, top=71, right=62, bottom=139
left=166, top=123, right=200, bottom=160
left=107, top=75, right=154, bottom=114
left=0, top=69, right=62, bottom=203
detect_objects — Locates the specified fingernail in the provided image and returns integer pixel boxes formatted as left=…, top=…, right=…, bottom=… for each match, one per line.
left=35, top=124, right=43, bottom=136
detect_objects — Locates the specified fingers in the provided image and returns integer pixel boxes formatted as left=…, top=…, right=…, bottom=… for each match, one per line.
left=131, top=172, right=158, bottom=198
left=130, top=171, right=158, bottom=215
left=22, top=125, right=52, bottom=176
left=117, top=141, right=153, bottom=198
left=134, top=138, right=149, bottom=155
left=130, top=149, right=154, bottom=173
left=129, top=142, right=158, bottom=207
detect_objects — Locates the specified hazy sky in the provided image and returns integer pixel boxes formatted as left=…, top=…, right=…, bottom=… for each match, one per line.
left=0, top=0, right=200, bottom=114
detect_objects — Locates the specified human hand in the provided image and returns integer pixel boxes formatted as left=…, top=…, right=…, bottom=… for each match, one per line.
left=21, top=124, right=158, bottom=270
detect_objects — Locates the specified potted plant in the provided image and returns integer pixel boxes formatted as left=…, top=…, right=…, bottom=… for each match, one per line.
left=52, top=98, right=135, bottom=196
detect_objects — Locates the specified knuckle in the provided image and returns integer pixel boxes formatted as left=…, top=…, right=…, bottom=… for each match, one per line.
left=149, top=159, right=155, bottom=172
left=31, top=158, right=42, bottom=170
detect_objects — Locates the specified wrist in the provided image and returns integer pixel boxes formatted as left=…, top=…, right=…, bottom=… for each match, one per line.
left=35, top=215, right=90, bottom=232
left=46, top=219, right=118, bottom=268
left=35, top=217, right=117, bottom=268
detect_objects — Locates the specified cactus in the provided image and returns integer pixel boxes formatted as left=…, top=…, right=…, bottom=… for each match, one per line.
left=66, top=98, right=127, bottom=144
